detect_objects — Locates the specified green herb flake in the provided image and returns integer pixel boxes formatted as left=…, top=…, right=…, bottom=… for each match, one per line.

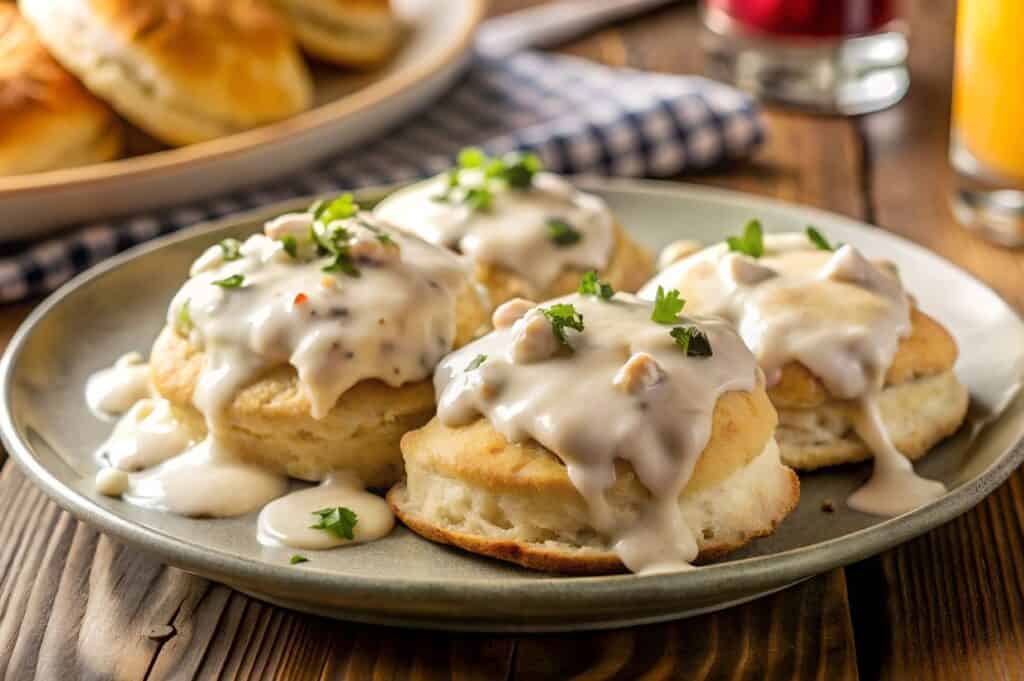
left=670, top=326, right=713, bottom=357
left=310, top=507, right=358, bottom=540
left=315, top=194, right=358, bottom=225
left=547, top=217, right=582, bottom=246
left=541, top=303, right=584, bottom=346
left=280, top=235, right=298, bottom=258
left=322, top=253, right=360, bottom=278
left=578, top=271, right=614, bottom=300
left=806, top=226, right=841, bottom=252
left=651, top=286, right=685, bottom=324
left=726, top=219, right=765, bottom=258
left=212, top=274, right=244, bottom=288
left=289, top=555, right=309, bottom=565
left=464, top=187, right=494, bottom=212
left=465, top=354, right=487, bottom=372
left=502, top=152, right=542, bottom=189
left=375, top=232, right=393, bottom=245
left=219, top=238, right=242, bottom=261
left=176, top=299, right=193, bottom=335
left=458, top=147, right=486, bottom=168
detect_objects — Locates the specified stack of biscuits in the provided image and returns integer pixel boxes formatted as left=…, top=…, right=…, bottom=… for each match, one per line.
left=1, top=0, right=401, bottom=175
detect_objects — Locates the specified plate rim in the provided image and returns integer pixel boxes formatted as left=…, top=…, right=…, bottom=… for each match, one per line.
left=3, top=178, right=1023, bottom=626
left=0, top=0, right=486, bottom=198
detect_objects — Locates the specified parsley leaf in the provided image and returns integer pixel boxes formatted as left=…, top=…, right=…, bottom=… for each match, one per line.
left=547, top=217, right=582, bottom=246
left=290, top=555, right=309, bottom=565
left=219, top=238, right=242, bottom=261
left=176, top=299, right=192, bottom=335
left=502, top=152, right=542, bottom=189
left=312, top=194, right=357, bottom=225
left=322, top=254, right=360, bottom=277
left=726, top=219, right=765, bottom=258
left=213, top=274, right=244, bottom=288
left=465, top=354, right=487, bottom=372
left=651, top=286, right=685, bottom=324
left=541, top=303, right=584, bottom=346
left=310, top=507, right=358, bottom=540
left=433, top=148, right=543, bottom=209
left=670, top=326, right=713, bottom=357
left=578, top=271, right=614, bottom=300
left=280, top=235, right=298, bottom=258
left=806, top=225, right=841, bottom=251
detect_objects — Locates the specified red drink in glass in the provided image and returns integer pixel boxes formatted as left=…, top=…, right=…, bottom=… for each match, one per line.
left=701, top=0, right=908, bottom=114
left=706, top=0, right=899, bottom=39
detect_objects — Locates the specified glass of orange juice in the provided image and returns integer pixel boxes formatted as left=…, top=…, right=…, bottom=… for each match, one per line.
left=951, top=0, right=1024, bottom=246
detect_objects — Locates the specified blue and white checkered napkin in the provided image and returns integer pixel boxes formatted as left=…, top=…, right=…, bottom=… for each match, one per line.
left=0, top=51, right=763, bottom=303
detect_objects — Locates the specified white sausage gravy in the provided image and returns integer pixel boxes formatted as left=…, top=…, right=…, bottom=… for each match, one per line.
left=641, top=232, right=946, bottom=515
left=434, top=292, right=763, bottom=573
left=374, top=161, right=614, bottom=298
left=87, top=200, right=470, bottom=556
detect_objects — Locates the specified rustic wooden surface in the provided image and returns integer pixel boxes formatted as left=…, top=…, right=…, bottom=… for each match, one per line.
left=1, top=1, right=1022, bottom=679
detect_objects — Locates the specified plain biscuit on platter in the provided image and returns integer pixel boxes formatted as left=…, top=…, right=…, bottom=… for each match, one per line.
left=0, top=4, right=122, bottom=174
left=269, top=0, right=401, bottom=67
left=150, top=278, right=487, bottom=488
left=19, top=0, right=314, bottom=146
left=390, top=382, right=799, bottom=574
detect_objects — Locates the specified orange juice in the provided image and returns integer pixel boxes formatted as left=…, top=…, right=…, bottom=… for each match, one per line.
left=953, top=1, right=1024, bottom=184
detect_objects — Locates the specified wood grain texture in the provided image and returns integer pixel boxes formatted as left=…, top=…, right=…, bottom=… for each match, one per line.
left=851, top=1, right=1024, bottom=679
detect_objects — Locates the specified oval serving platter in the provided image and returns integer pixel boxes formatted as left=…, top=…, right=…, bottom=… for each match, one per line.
left=2, top=179, right=1023, bottom=632
left=0, top=0, right=485, bottom=241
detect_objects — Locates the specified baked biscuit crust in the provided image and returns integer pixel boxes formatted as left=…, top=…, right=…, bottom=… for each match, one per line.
left=21, top=0, right=313, bottom=145
left=149, top=279, right=488, bottom=487
left=271, top=0, right=400, bottom=67
left=391, top=386, right=801, bottom=574
left=0, top=5, right=122, bottom=174
left=474, top=222, right=655, bottom=307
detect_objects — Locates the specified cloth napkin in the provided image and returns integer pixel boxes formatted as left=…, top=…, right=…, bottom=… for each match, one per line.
left=0, top=51, right=764, bottom=303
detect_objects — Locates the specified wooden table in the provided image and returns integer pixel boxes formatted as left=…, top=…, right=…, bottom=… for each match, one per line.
left=2, top=1, right=1023, bottom=678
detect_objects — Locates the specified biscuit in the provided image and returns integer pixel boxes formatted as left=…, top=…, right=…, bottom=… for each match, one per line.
left=150, top=278, right=487, bottom=488
left=21, top=0, right=313, bottom=146
left=0, top=4, right=122, bottom=174
left=390, top=386, right=800, bottom=574
left=270, top=0, right=400, bottom=67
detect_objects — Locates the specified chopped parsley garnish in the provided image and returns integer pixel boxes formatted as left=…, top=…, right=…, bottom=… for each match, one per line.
left=433, top=148, right=543, bottom=209
left=311, top=221, right=361, bottom=278
left=501, top=152, right=542, bottom=189
left=541, top=303, right=584, bottom=346
left=806, top=225, right=841, bottom=251
left=311, top=193, right=357, bottom=224
left=726, top=219, right=765, bottom=258
left=219, top=238, right=242, bottom=261
left=310, top=507, right=358, bottom=540
left=280, top=235, right=298, bottom=258
left=176, top=299, right=192, bottom=334
left=465, top=354, right=487, bottom=372
left=322, top=254, right=361, bottom=277
left=213, top=274, right=244, bottom=288
left=578, top=271, right=614, bottom=300
left=375, top=232, right=393, bottom=245
left=670, top=326, right=713, bottom=357
left=290, top=555, right=309, bottom=565
left=651, top=286, right=685, bottom=324
left=547, top=217, right=582, bottom=246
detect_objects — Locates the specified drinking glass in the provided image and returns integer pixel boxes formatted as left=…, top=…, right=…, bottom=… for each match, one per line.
left=701, top=0, right=909, bottom=115
left=950, top=0, right=1024, bottom=247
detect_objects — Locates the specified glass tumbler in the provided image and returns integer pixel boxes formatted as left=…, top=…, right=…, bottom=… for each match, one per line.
left=701, top=0, right=909, bottom=115
left=950, top=0, right=1024, bottom=247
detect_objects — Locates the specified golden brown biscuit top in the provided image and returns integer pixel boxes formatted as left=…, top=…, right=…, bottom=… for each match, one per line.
left=82, top=0, right=309, bottom=127
left=0, top=5, right=103, bottom=118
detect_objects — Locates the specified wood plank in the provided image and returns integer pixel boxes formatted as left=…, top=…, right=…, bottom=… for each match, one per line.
left=852, top=0, right=1024, bottom=679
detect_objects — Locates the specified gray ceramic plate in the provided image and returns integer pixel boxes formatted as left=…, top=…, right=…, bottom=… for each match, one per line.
left=3, top=179, right=1023, bottom=632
